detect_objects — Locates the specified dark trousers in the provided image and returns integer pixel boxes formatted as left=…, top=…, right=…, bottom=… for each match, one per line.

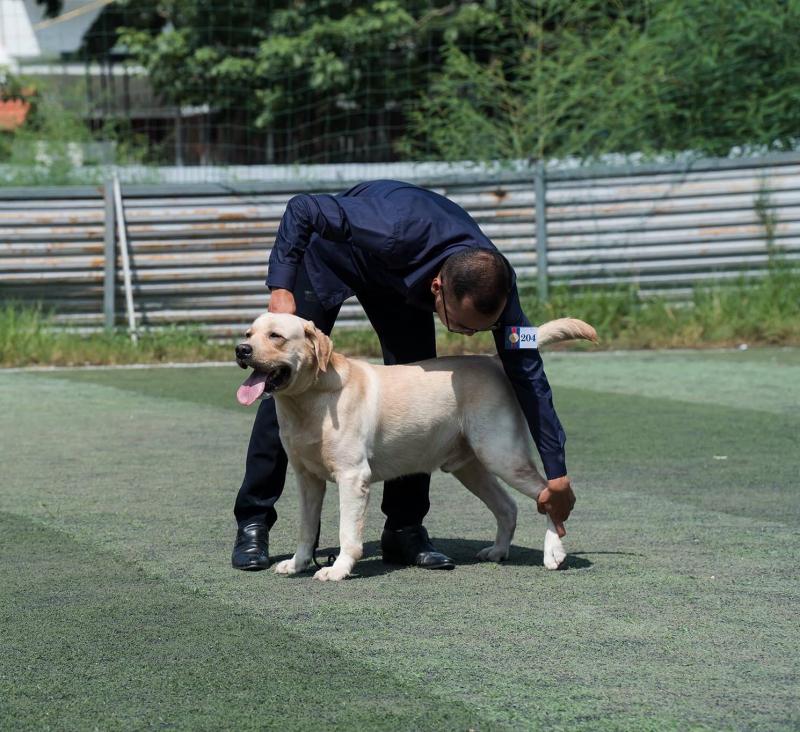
left=234, top=266, right=437, bottom=531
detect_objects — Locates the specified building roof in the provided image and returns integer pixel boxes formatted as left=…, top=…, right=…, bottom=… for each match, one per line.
left=0, top=0, right=110, bottom=65
left=25, top=0, right=110, bottom=59
left=0, top=0, right=41, bottom=61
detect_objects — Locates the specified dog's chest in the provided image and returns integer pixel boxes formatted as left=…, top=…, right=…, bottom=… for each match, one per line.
left=279, top=423, right=338, bottom=481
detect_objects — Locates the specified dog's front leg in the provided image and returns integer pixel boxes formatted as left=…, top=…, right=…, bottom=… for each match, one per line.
left=274, top=470, right=325, bottom=576
left=314, top=467, right=371, bottom=582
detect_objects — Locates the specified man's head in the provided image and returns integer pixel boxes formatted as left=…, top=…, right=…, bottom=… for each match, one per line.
left=431, top=249, right=512, bottom=335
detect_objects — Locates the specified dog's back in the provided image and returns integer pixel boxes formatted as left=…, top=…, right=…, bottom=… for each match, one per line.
left=357, top=318, right=596, bottom=480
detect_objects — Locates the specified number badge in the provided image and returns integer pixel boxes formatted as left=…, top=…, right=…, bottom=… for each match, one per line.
left=505, top=326, right=538, bottom=349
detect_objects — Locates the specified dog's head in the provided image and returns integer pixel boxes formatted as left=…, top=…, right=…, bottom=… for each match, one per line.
left=234, top=312, right=333, bottom=406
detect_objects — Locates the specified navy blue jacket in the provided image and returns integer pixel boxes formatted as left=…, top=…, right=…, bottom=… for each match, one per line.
left=267, top=180, right=567, bottom=479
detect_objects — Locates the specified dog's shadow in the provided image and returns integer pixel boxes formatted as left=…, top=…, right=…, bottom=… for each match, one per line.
left=273, top=538, right=594, bottom=579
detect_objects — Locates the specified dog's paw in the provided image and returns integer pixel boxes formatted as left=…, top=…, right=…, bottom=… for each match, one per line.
left=543, top=521, right=567, bottom=570
left=274, top=558, right=303, bottom=575
left=313, top=565, right=350, bottom=582
left=476, top=544, right=509, bottom=562
left=543, top=541, right=567, bottom=570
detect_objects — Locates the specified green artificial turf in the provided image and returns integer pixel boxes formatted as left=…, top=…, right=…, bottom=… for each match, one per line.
left=2, top=350, right=798, bottom=730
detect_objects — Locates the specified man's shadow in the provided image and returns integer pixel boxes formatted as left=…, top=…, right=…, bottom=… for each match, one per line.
left=274, top=538, right=595, bottom=578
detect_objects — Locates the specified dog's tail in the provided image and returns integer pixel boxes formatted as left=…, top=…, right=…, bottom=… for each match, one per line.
left=537, top=318, right=597, bottom=348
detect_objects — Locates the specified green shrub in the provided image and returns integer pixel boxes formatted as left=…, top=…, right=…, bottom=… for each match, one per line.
left=0, top=304, right=229, bottom=367
left=523, top=263, right=800, bottom=350
left=0, top=69, right=149, bottom=186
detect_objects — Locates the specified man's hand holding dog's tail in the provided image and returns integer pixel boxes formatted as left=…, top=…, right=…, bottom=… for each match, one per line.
left=538, top=475, right=575, bottom=538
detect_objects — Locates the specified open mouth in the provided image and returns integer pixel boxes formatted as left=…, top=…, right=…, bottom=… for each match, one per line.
left=236, top=365, right=292, bottom=405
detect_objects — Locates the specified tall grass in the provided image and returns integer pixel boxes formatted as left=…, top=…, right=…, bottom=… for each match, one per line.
left=431, top=264, right=800, bottom=355
left=2, top=267, right=798, bottom=367
left=531, top=264, right=800, bottom=350
left=0, top=305, right=228, bottom=367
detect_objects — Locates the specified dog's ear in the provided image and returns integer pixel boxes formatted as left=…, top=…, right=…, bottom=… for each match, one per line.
left=304, top=321, right=333, bottom=375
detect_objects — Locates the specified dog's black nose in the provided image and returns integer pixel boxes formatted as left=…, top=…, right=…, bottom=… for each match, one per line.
left=235, top=343, right=252, bottom=359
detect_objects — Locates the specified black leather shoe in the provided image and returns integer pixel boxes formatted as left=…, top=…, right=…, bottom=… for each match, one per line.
left=381, top=525, right=455, bottom=570
left=231, top=522, right=270, bottom=571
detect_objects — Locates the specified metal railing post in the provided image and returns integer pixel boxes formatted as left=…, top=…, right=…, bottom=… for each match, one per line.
left=534, top=161, right=549, bottom=302
left=103, top=179, right=116, bottom=330
left=112, top=173, right=138, bottom=343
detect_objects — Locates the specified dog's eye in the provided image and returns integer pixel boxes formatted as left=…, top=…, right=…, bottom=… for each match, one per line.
left=245, top=329, right=253, bottom=338
left=269, top=332, right=285, bottom=341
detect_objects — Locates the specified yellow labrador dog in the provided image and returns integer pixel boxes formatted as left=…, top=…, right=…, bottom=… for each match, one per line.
left=236, top=313, right=596, bottom=581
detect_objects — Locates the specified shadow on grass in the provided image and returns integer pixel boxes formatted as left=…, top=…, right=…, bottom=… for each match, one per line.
left=272, top=538, right=596, bottom=579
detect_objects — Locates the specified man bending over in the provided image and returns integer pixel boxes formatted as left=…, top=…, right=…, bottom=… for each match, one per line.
left=232, top=180, right=575, bottom=571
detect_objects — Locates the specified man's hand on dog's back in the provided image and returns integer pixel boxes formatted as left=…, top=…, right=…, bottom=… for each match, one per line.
left=537, top=475, right=575, bottom=537
left=269, top=288, right=297, bottom=314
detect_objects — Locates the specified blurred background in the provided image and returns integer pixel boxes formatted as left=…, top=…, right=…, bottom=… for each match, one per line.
left=3, top=0, right=800, bottom=178
left=1, top=0, right=799, bottom=357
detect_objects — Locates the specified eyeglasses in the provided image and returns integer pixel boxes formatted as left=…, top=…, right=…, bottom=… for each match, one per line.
left=440, top=281, right=502, bottom=335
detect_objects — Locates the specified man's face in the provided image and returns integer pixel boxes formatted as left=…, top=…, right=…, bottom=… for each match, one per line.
left=431, top=275, right=506, bottom=336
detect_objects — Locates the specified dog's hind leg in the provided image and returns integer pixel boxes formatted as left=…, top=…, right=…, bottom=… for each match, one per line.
left=274, top=470, right=325, bottom=575
left=472, top=444, right=567, bottom=571
left=452, top=458, right=517, bottom=562
left=314, top=466, right=371, bottom=582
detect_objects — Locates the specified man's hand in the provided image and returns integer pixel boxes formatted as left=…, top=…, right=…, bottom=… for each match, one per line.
left=537, top=475, right=575, bottom=538
left=268, top=288, right=296, bottom=314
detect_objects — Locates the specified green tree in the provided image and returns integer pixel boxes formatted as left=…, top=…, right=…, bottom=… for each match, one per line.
left=405, top=0, right=800, bottom=161
left=642, top=0, right=800, bottom=156
left=117, top=0, right=487, bottom=162
left=35, top=0, right=800, bottom=163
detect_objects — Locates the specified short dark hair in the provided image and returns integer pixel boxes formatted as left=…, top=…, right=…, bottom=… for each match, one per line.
left=441, top=249, right=512, bottom=315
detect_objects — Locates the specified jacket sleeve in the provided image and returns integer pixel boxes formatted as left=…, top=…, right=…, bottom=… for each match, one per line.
left=492, top=286, right=567, bottom=480
left=266, top=193, right=402, bottom=291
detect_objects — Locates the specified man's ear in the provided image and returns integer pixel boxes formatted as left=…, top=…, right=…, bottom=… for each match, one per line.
left=304, top=321, right=333, bottom=375
left=430, top=274, right=442, bottom=297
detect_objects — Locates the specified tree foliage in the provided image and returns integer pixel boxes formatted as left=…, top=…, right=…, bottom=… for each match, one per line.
left=115, top=0, right=471, bottom=161
left=35, top=0, right=800, bottom=162
left=406, top=0, right=800, bottom=160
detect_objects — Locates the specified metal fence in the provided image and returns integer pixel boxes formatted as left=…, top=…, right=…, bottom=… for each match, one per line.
left=1, top=153, right=799, bottom=338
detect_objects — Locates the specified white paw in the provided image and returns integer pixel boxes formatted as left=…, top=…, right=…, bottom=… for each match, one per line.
left=313, top=565, right=350, bottom=582
left=476, top=544, right=510, bottom=562
left=543, top=547, right=567, bottom=570
left=543, top=521, right=567, bottom=570
left=543, top=538, right=567, bottom=570
left=273, top=557, right=308, bottom=575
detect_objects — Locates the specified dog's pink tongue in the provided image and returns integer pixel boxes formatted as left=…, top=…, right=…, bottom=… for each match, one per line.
left=237, top=372, right=268, bottom=406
